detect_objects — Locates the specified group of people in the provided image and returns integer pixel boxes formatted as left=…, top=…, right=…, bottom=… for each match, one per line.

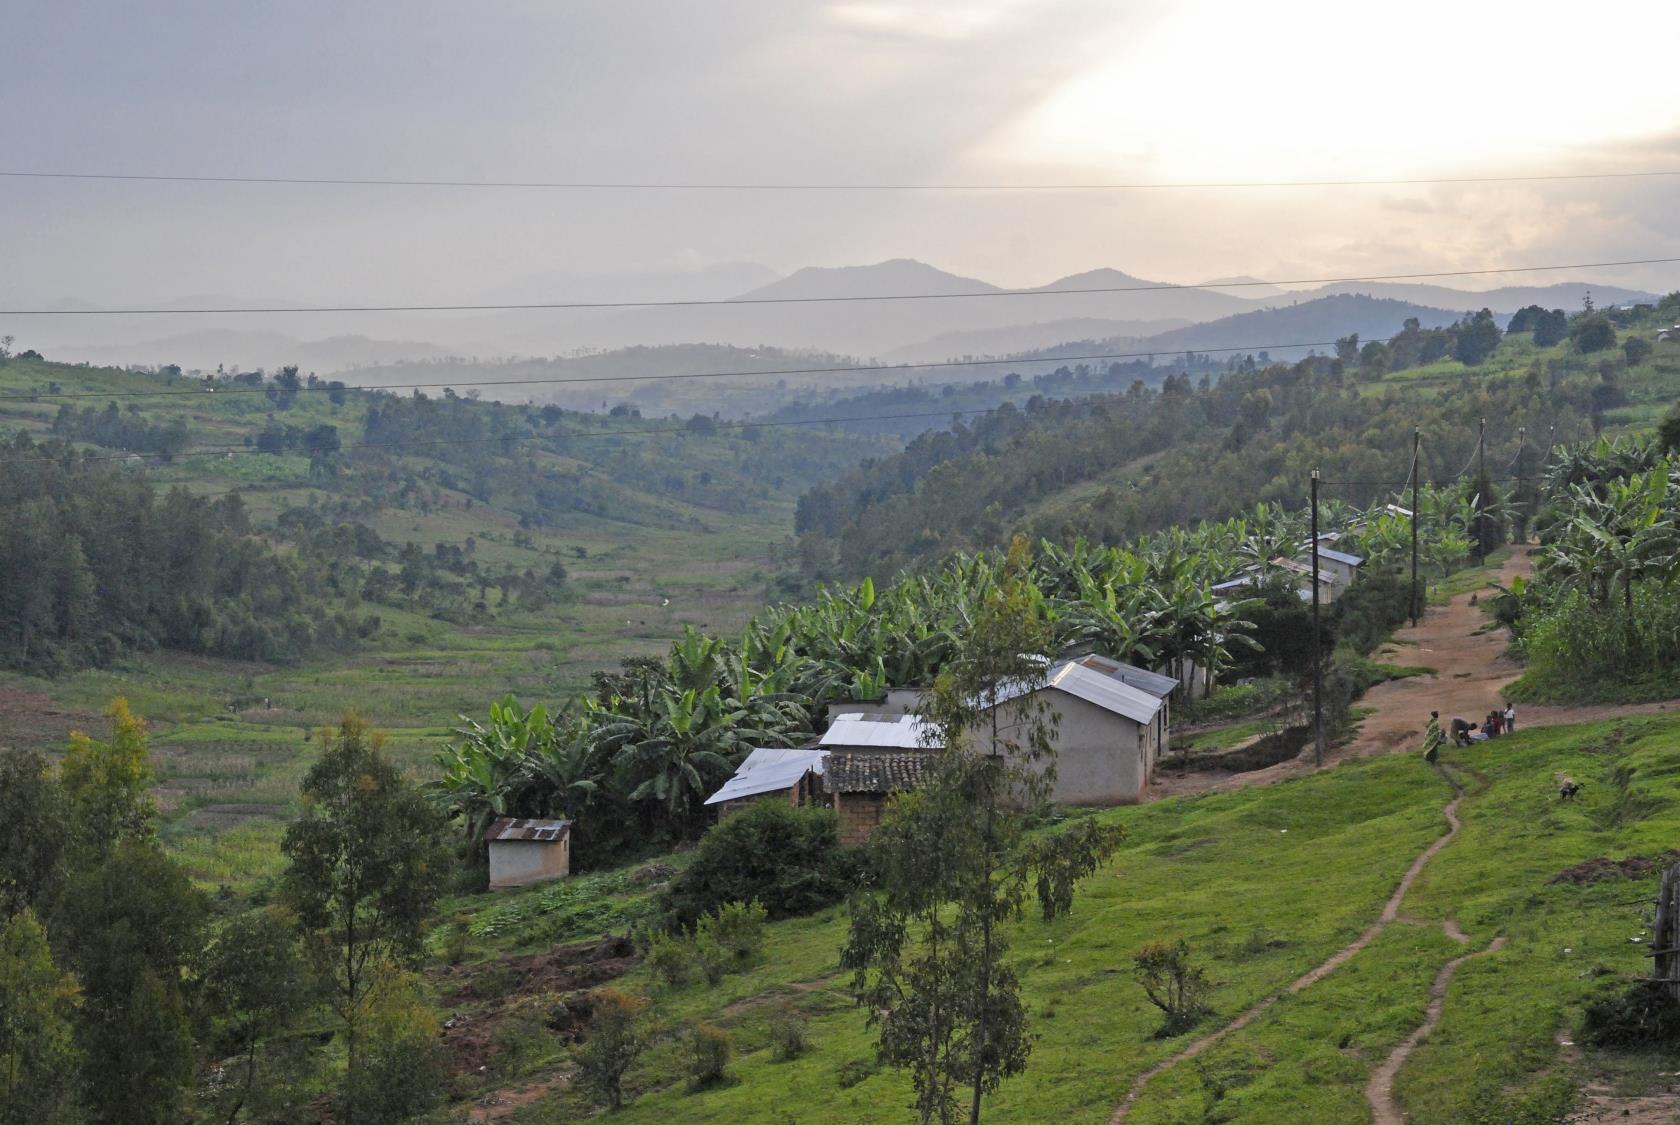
left=1423, top=702, right=1517, bottom=761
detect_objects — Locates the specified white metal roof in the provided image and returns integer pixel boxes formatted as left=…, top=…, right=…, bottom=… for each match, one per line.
left=1072, top=653, right=1178, bottom=698
left=1044, top=661, right=1165, bottom=725
left=703, top=746, right=828, bottom=806
left=819, top=713, right=941, bottom=750
left=1315, top=546, right=1365, bottom=567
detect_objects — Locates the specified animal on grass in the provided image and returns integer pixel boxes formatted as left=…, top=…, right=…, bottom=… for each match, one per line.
left=1559, top=779, right=1583, bottom=802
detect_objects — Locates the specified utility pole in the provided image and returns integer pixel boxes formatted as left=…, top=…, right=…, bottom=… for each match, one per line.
left=1475, top=417, right=1487, bottom=563
left=1410, top=428, right=1421, bottom=627
left=1311, top=468, right=1324, bottom=767
left=1516, top=426, right=1527, bottom=543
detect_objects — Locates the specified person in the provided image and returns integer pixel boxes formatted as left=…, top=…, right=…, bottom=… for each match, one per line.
left=1423, top=711, right=1444, bottom=762
left=1451, top=717, right=1475, bottom=747
left=1486, top=709, right=1502, bottom=737
left=1504, top=702, right=1516, bottom=733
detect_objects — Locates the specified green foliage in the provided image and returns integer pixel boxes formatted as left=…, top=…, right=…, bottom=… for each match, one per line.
left=52, top=841, right=208, bottom=1124
left=685, top=1023, right=732, bottom=1091
left=643, top=929, right=697, bottom=989
left=341, top=965, right=448, bottom=1124
left=58, top=697, right=156, bottom=850
left=0, top=750, right=69, bottom=917
left=1581, top=980, right=1680, bottom=1049
left=281, top=716, right=449, bottom=1073
left=661, top=802, right=856, bottom=929
left=696, top=900, right=768, bottom=963
left=1573, top=314, right=1618, bottom=353
left=0, top=433, right=360, bottom=672
left=576, top=988, right=649, bottom=1110
left=1133, top=938, right=1214, bottom=1037
left=199, top=907, right=313, bottom=1125
left=0, top=910, right=81, bottom=1125
left=767, top=1005, right=810, bottom=1062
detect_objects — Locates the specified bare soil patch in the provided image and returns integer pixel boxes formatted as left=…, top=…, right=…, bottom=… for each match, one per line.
left=1550, top=853, right=1680, bottom=886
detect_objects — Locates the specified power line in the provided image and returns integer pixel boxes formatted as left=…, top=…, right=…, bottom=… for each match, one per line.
left=4, top=257, right=1676, bottom=317
left=7, top=169, right=1680, bottom=192
left=0, top=338, right=1363, bottom=402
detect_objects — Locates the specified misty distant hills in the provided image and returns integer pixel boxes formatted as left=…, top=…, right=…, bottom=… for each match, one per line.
left=1127, top=294, right=1481, bottom=360
left=19, top=258, right=1660, bottom=378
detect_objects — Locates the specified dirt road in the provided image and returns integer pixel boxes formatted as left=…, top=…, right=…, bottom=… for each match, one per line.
left=1151, top=550, right=1673, bottom=802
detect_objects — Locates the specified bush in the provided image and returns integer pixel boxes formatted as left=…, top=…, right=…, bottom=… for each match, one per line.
left=660, top=802, right=861, bottom=929
left=1581, top=981, right=1680, bottom=1049
left=694, top=933, right=729, bottom=986
left=577, top=988, right=648, bottom=1110
left=835, top=1056, right=877, bottom=1089
left=767, top=1004, right=810, bottom=1061
left=1134, top=938, right=1213, bottom=1038
left=697, top=900, right=767, bottom=963
left=342, top=967, right=448, bottom=1123
left=685, top=1023, right=731, bottom=1090
left=643, top=930, right=695, bottom=988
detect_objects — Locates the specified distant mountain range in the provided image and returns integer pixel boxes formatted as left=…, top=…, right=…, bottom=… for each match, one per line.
left=21, top=259, right=1659, bottom=375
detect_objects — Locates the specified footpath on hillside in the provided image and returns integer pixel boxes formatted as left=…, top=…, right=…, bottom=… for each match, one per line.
left=1152, top=549, right=1675, bottom=802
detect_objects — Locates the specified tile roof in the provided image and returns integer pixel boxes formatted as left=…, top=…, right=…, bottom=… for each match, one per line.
left=704, top=746, right=826, bottom=806
left=824, top=750, right=933, bottom=793
left=485, top=817, right=571, bottom=843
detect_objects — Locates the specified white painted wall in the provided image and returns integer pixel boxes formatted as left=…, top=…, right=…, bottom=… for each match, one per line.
left=488, top=837, right=570, bottom=889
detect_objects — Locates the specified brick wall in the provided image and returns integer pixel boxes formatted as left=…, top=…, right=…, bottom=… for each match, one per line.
left=835, top=791, right=887, bottom=846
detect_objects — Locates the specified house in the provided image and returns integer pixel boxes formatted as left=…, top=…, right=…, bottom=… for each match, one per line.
left=1068, top=653, right=1177, bottom=756
left=980, top=658, right=1168, bottom=804
left=703, top=746, right=827, bottom=817
left=819, top=713, right=938, bottom=845
left=1270, top=556, right=1342, bottom=603
left=1310, top=545, right=1364, bottom=591
left=485, top=817, right=571, bottom=889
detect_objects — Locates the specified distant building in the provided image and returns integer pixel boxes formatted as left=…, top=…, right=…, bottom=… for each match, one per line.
left=819, top=713, right=938, bottom=845
left=485, top=817, right=572, bottom=889
left=1310, top=545, right=1364, bottom=592
left=702, top=746, right=827, bottom=818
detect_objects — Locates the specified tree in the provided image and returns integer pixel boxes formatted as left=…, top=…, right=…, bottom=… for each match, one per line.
left=1134, top=939, right=1212, bottom=1037
left=842, top=539, right=1123, bottom=1124
left=0, top=910, right=81, bottom=1125
left=0, top=750, right=70, bottom=918
left=51, top=841, right=207, bottom=1125
left=1573, top=314, right=1617, bottom=354
left=340, top=965, right=446, bottom=1124
left=1452, top=309, right=1502, bottom=366
left=200, top=909, right=312, bottom=1125
left=1625, top=335, right=1654, bottom=366
left=58, top=698, right=156, bottom=852
left=281, top=716, right=449, bottom=1077
left=577, top=988, right=648, bottom=1110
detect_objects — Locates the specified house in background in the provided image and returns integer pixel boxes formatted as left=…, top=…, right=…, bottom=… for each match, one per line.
left=703, top=745, right=827, bottom=818
left=819, top=713, right=938, bottom=845
left=1308, top=544, right=1364, bottom=593
left=485, top=817, right=571, bottom=889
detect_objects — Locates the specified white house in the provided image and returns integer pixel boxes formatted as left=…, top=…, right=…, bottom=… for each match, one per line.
left=485, top=817, right=571, bottom=889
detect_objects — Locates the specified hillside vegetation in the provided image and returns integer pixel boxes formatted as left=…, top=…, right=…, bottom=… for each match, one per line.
left=794, top=295, right=1680, bottom=582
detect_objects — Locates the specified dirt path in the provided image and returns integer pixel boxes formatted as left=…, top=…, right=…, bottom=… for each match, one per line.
left=467, top=1070, right=572, bottom=1123
left=1365, top=933, right=1508, bottom=1125
left=1556, top=1028, right=1680, bottom=1123
left=1109, top=772, right=1468, bottom=1123
left=1149, top=550, right=1675, bottom=804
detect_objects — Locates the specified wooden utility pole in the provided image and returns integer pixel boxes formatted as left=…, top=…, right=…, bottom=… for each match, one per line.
left=1311, top=468, right=1324, bottom=767
left=1475, top=417, right=1488, bottom=562
left=1410, top=428, right=1421, bottom=627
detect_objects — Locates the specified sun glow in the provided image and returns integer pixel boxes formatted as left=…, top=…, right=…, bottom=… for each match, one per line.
left=983, top=0, right=1680, bottom=182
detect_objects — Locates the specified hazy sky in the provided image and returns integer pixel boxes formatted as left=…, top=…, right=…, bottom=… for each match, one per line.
left=6, top=0, right=1680, bottom=309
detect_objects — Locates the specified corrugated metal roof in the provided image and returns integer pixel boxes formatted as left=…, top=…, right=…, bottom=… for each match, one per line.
left=824, top=750, right=932, bottom=793
left=1315, top=547, right=1365, bottom=567
left=485, top=817, right=571, bottom=843
left=1074, top=653, right=1178, bottom=698
left=820, top=712, right=941, bottom=750
left=703, top=746, right=827, bottom=806
left=1044, top=661, right=1164, bottom=724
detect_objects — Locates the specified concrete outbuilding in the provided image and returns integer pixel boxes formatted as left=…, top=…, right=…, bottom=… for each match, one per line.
left=485, top=816, right=572, bottom=889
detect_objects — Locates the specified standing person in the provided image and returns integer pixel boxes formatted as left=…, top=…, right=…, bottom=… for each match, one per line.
left=1504, top=702, right=1516, bottom=733
left=1486, top=709, right=1503, bottom=737
left=1423, top=711, right=1444, bottom=762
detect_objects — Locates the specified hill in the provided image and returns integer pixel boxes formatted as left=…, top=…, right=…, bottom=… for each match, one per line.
left=1309, top=279, right=1658, bottom=312
left=1131, top=293, right=1475, bottom=358
left=793, top=293, right=1680, bottom=581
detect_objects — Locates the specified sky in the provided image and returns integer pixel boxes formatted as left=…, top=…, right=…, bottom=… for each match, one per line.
left=4, top=0, right=1680, bottom=319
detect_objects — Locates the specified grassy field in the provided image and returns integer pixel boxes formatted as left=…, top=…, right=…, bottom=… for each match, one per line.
left=452, top=714, right=1680, bottom=1123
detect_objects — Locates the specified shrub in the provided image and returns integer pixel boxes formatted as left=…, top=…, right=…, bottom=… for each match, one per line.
left=767, top=1004, right=810, bottom=1061
left=686, top=1023, right=732, bottom=1090
left=1134, top=938, right=1213, bottom=1037
left=694, top=933, right=729, bottom=986
left=835, top=1056, right=877, bottom=1089
left=576, top=988, right=648, bottom=1110
left=1581, top=981, right=1680, bottom=1048
left=697, top=900, right=767, bottom=963
left=643, top=930, right=695, bottom=988
left=660, top=802, right=861, bottom=929
left=342, top=967, right=448, bottom=1123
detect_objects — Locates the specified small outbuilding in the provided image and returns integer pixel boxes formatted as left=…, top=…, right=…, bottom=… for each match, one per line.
left=485, top=816, right=572, bottom=890
left=703, top=746, right=827, bottom=817
left=819, top=713, right=939, bottom=845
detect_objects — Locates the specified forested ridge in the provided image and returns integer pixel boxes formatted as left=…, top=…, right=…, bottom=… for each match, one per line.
left=795, top=296, right=1680, bottom=581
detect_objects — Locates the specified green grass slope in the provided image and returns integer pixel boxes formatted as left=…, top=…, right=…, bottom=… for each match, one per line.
left=494, top=714, right=1680, bottom=1123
